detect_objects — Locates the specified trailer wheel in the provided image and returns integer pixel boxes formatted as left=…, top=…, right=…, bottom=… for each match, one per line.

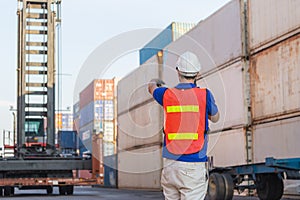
left=46, top=186, right=53, bottom=194
left=256, top=173, right=283, bottom=200
left=221, top=173, right=234, bottom=200
left=59, top=186, right=66, bottom=195
left=3, top=186, right=14, bottom=196
left=66, top=185, right=74, bottom=195
left=207, top=173, right=225, bottom=200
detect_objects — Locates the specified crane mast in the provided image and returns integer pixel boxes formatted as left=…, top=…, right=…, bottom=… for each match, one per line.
left=17, top=0, right=59, bottom=156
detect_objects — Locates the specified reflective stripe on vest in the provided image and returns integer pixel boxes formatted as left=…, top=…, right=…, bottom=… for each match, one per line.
left=168, top=133, right=198, bottom=140
left=163, top=87, right=207, bottom=155
left=166, top=105, right=199, bottom=113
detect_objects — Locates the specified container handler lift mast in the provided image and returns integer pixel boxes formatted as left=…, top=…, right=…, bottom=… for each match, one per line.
left=0, top=0, right=95, bottom=196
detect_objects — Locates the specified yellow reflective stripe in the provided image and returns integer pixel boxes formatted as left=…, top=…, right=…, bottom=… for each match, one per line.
left=166, top=105, right=199, bottom=113
left=168, top=133, right=198, bottom=140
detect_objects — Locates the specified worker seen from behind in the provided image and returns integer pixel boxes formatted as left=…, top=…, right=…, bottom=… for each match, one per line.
left=148, top=51, right=219, bottom=200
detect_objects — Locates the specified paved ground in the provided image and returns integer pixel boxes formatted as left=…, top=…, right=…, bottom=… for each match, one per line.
left=5, top=186, right=297, bottom=200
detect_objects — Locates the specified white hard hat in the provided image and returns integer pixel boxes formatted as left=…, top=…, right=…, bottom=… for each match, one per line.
left=176, top=51, right=201, bottom=77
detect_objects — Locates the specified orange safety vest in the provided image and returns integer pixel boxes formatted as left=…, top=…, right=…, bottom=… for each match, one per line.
left=163, top=87, right=207, bottom=155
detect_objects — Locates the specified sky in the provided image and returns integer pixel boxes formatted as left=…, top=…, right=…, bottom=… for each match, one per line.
left=0, top=0, right=230, bottom=131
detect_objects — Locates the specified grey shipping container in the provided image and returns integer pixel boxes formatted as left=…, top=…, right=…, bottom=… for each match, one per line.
left=116, top=0, right=300, bottom=195
left=248, top=0, right=300, bottom=53
left=118, top=145, right=162, bottom=189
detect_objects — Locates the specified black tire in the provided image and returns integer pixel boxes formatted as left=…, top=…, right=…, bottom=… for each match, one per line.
left=221, top=173, right=234, bottom=200
left=59, top=186, right=66, bottom=195
left=3, top=186, right=14, bottom=196
left=0, top=187, right=3, bottom=197
left=256, top=173, right=283, bottom=200
left=66, top=185, right=74, bottom=195
left=46, top=186, right=53, bottom=195
left=207, top=173, right=226, bottom=200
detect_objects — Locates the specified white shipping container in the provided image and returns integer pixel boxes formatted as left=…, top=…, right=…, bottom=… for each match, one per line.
left=118, top=101, right=162, bottom=151
left=250, top=34, right=300, bottom=121
left=118, top=145, right=162, bottom=189
left=117, top=58, right=159, bottom=114
left=163, top=0, right=243, bottom=76
left=208, top=128, right=247, bottom=167
left=248, top=0, right=300, bottom=52
left=103, top=121, right=115, bottom=142
left=197, top=61, right=247, bottom=132
left=253, top=116, right=300, bottom=163
left=103, top=141, right=115, bottom=157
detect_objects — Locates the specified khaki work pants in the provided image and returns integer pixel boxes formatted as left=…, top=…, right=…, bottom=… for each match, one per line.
left=161, top=158, right=208, bottom=200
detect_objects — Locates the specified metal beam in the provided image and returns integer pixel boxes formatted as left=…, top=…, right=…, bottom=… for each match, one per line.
left=0, top=159, right=92, bottom=171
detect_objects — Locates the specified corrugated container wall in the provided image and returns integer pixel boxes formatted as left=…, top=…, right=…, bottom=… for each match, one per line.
left=58, top=131, right=77, bottom=149
left=80, top=79, right=115, bottom=109
left=139, top=22, right=195, bottom=65
left=118, top=145, right=162, bottom=189
left=116, top=0, right=300, bottom=192
left=250, top=34, right=300, bottom=122
left=56, top=113, right=73, bottom=132
left=162, top=0, right=244, bottom=82
left=73, top=101, right=80, bottom=131
left=248, top=0, right=300, bottom=53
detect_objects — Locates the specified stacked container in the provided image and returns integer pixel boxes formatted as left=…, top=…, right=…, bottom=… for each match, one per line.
left=78, top=79, right=116, bottom=157
left=139, top=22, right=196, bottom=65
left=72, top=101, right=80, bottom=131
left=55, top=113, right=73, bottom=132
left=117, top=0, right=300, bottom=194
left=117, top=56, right=163, bottom=189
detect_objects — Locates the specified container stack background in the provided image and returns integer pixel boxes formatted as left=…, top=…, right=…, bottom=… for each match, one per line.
left=116, top=0, right=300, bottom=194
left=73, top=78, right=117, bottom=180
left=79, top=79, right=116, bottom=156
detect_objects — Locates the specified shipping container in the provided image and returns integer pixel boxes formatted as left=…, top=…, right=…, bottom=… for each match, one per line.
left=250, top=34, right=300, bottom=122
left=58, top=130, right=77, bottom=149
left=117, top=61, right=159, bottom=114
left=207, top=128, right=247, bottom=167
left=139, top=22, right=196, bottom=65
left=252, top=116, right=300, bottom=163
left=118, top=101, right=162, bottom=151
left=79, top=101, right=94, bottom=127
left=248, top=0, right=300, bottom=53
left=162, top=0, right=244, bottom=77
left=80, top=79, right=115, bottom=109
left=116, top=0, right=300, bottom=196
left=94, top=79, right=115, bottom=101
left=118, top=145, right=162, bottom=189
left=73, top=101, right=80, bottom=119
left=104, top=154, right=117, bottom=188
left=79, top=81, right=94, bottom=109
left=102, top=121, right=115, bottom=142
left=197, top=61, right=247, bottom=132
left=103, top=141, right=115, bottom=157
left=94, top=100, right=114, bottom=121
left=73, top=101, right=80, bottom=131
left=79, top=122, right=94, bottom=152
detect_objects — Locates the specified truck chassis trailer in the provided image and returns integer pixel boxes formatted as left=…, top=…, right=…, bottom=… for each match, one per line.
left=207, top=157, right=300, bottom=200
left=0, top=158, right=95, bottom=196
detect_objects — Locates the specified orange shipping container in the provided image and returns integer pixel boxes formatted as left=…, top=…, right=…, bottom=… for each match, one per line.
left=80, top=79, right=115, bottom=109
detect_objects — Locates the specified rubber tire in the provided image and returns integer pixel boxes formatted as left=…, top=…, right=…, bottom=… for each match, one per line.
left=66, top=185, right=74, bottom=195
left=256, top=173, right=283, bottom=200
left=59, top=186, right=66, bottom=195
left=207, top=173, right=226, bottom=200
left=4, top=186, right=14, bottom=196
left=46, top=186, right=53, bottom=195
left=221, top=173, right=234, bottom=200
